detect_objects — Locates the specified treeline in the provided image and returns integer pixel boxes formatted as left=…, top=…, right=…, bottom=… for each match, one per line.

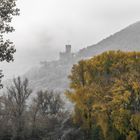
left=0, top=77, right=74, bottom=140
left=1, top=51, right=140, bottom=140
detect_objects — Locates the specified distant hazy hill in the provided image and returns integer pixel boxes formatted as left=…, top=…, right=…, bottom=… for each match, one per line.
left=24, top=61, right=74, bottom=92
left=24, top=21, right=140, bottom=92
left=78, top=21, right=140, bottom=57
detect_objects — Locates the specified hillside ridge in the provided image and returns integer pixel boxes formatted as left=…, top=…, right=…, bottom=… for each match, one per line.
left=24, top=21, right=140, bottom=92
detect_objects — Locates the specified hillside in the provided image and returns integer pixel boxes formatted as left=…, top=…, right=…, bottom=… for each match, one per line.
left=78, top=21, right=140, bottom=57
left=24, top=60, right=75, bottom=92
left=24, top=21, right=140, bottom=92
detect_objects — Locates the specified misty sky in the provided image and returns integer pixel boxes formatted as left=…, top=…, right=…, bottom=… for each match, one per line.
left=1, top=0, right=140, bottom=79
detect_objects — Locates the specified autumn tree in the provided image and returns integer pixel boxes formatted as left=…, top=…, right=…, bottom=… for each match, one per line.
left=67, top=51, right=140, bottom=140
left=0, top=0, right=19, bottom=85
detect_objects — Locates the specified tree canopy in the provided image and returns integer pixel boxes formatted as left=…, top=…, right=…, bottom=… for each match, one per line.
left=67, top=51, right=140, bottom=140
left=0, top=0, right=19, bottom=85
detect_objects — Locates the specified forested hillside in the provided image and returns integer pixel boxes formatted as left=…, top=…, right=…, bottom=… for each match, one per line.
left=24, top=21, right=140, bottom=92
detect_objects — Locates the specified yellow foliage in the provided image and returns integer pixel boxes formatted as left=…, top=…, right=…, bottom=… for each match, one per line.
left=66, top=51, right=140, bottom=139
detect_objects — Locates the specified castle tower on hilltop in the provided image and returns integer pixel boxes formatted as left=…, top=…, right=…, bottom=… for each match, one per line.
left=65, top=45, right=71, bottom=53
left=59, top=44, right=74, bottom=60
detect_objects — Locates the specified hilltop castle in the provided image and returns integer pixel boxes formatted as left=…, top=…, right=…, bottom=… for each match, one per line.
left=59, top=45, right=74, bottom=60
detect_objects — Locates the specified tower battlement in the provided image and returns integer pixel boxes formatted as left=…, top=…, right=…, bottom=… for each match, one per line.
left=59, top=45, right=73, bottom=60
left=65, top=45, right=71, bottom=53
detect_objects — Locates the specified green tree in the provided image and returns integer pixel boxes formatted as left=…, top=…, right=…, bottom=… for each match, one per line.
left=0, top=0, right=19, bottom=85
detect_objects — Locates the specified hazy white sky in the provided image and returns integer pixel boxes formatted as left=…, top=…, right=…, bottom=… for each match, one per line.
left=1, top=0, right=140, bottom=79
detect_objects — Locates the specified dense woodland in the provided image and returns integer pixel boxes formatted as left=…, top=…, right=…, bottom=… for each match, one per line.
left=0, top=51, right=139, bottom=140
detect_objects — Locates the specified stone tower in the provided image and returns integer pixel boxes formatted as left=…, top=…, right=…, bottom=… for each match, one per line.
left=65, top=45, right=71, bottom=53
left=59, top=45, right=73, bottom=60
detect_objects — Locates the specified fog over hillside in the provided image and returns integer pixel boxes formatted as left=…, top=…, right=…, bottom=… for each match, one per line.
left=22, top=21, right=140, bottom=92
left=1, top=0, right=140, bottom=80
left=78, top=21, right=140, bottom=57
